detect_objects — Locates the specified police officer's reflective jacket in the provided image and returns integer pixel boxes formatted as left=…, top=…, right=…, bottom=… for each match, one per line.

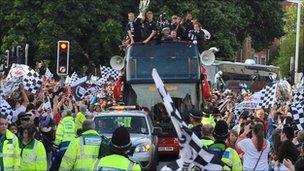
left=20, top=139, right=47, bottom=171
left=92, top=154, right=141, bottom=171
left=55, top=116, right=76, bottom=145
left=208, top=141, right=243, bottom=171
left=0, top=130, right=20, bottom=171
left=59, top=130, right=102, bottom=171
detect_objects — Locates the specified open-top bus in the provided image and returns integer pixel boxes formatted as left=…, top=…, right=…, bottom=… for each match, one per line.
left=124, top=41, right=201, bottom=155
left=206, top=60, right=280, bottom=92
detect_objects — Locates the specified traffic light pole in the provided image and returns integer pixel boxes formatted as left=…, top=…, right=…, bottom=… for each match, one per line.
left=60, top=76, right=65, bottom=86
left=16, top=45, right=21, bottom=64
left=25, top=44, right=29, bottom=65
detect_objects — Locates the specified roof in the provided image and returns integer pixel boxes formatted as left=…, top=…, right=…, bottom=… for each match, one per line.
left=130, top=40, right=195, bottom=46
left=94, top=110, right=148, bottom=118
left=212, top=60, right=279, bottom=69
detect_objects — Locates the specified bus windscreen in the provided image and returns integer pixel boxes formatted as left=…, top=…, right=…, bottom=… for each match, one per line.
left=126, top=42, right=200, bottom=82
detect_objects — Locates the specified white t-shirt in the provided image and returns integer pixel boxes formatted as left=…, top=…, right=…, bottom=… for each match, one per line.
left=237, top=138, right=270, bottom=171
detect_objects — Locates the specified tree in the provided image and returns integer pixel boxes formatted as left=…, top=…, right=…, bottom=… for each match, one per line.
left=148, top=0, right=284, bottom=60
left=1, top=0, right=126, bottom=73
left=239, top=0, right=285, bottom=51
left=275, top=5, right=304, bottom=77
left=1, top=0, right=285, bottom=70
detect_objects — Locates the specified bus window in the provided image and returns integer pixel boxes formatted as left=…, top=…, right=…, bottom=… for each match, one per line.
left=126, top=42, right=200, bottom=82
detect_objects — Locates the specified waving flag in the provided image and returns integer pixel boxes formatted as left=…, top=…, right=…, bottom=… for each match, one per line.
left=71, top=76, right=88, bottom=101
left=100, top=66, right=121, bottom=81
left=6, top=64, right=42, bottom=94
left=67, top=72, right=79, bottom=86
left=45, top=68, right=53, bottom=80
left=291, top=80, right=304, bottom=130
left=152, top=69, right=223, bottom=170
left=235, top=83, right=277, bottom=110
left=0, top=96, right=13, bottom=123
left=0, top=77, right=22, bottom=97
left=256, top=83, right=277, bottom=109
left=23, top=67, right=43, bottom=94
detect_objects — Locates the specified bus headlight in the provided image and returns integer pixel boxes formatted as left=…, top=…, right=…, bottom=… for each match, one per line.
left=134, top=143, right=152, bottom=153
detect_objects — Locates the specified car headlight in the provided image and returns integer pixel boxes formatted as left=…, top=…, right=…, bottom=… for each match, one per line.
left=134, top=143, right=152, bottom=153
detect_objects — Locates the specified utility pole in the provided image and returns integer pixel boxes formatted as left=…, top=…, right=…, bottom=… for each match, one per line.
left=25, top=44, right=29, bottom=65
left=288, top=0, right=302, bottom=84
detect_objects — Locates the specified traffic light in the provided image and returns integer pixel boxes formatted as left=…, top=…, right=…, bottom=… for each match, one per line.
left=16, top=45, right=25, bottom=64
left=57, top=40, right=70, bottom=76
left=4, top=50, right=10, bottom=68
left=10, top=46, right=17, bottom=65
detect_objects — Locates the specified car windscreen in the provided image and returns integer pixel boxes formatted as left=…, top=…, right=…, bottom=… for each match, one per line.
left=95, top=115, right=149, bottom=135
left=126, top=42, right=200, bottom=82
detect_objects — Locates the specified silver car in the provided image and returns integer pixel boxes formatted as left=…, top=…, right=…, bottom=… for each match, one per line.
left=93, top=109, right=161, bottom=170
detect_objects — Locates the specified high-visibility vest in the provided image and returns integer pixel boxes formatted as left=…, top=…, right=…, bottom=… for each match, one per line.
left=201, top=138, right=214, bottom=147
left=202, top=115, right=216, bottom=127
left=20, top=139, right=47, bottom=171
left=209, top=142, right=243, bottom=171
left=75, top=112, right=86, bottom=130
left=59, top=130, right=101, bottom=171
left=55, top=116, right=76, bottom=145
left=221, top=147, right=243, bottom=171
left=92, top=154, right=141, bottom=171
left=0, top=129, right=21, bottom=171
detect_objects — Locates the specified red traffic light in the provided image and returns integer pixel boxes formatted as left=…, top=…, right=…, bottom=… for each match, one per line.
left=57, top=41, right=70, bottom=76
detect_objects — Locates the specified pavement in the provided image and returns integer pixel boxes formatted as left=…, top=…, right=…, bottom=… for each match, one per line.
left=157, top=155, right=178, bottom=170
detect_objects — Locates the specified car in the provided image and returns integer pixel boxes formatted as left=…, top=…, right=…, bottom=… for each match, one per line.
left=93, top=106, right=161, bottom=170
left=156, top=122, right=180, bottom=156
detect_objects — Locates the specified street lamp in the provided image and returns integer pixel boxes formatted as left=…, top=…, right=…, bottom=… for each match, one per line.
left=287, top=0, right=302, bottom=84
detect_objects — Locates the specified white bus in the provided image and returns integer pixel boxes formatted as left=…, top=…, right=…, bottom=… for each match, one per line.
left=206, top=60, right=280, bottom=92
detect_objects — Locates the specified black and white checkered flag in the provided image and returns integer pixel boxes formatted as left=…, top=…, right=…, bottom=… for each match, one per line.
left=152, top=69, right=223, bottom=170
left=45, top=68, right=53, bottom=80
left=23, top=67, right=43, bottom=94
left=100, top=65, right=121, bottom=82
left=5, top=64, right=42, bottom=94
left=86, top=85, right=101, bottom=96
left=257, top=83, right=277, bottom=109
left=291, top=81, right=304, bottom=130
left=0, top=77, right=22, bottom=97
left=67, top=72, right=79, bottom=86
left=0, top=96, right=13, bottom=123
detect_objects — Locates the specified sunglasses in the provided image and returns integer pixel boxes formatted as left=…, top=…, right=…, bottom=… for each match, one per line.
left=21, top=118, right=31, bottom=121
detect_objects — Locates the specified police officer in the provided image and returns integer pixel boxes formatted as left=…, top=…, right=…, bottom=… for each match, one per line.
left=188, top=109, right=203, bottom=139
left=92, top=126, right=141, bottom=171
left=200, top=124, right=214, bottom=147
left=20, top=123, right=47, bottom=171
left=208, top=120, right=242, bottom=171
left=52, top=109, right=76, bottom=170
left=0, top=115, right=20, bottom=170
left=59, top=119, right=102, bottom=170
left=75, top=105, right=87, bottom=130
left=201, top=108, right=216, bottom=128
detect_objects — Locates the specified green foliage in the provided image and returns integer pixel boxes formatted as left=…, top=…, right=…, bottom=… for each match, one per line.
left=240, top=0, right=285, bottom=51
left=275, top=5, right=304, bottom=77
left=0, top=0, right=285, bottom=71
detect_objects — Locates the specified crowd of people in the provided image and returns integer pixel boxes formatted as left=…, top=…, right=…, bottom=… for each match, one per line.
left=0, top=74, right=136, bottom=170
left=121, top=11, right=210, bottom=52
left=0, top=9, right=303, bottom=171
left=185, top=88, right=304, bottom=171
left=0, top=67, right=304, bottom=171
